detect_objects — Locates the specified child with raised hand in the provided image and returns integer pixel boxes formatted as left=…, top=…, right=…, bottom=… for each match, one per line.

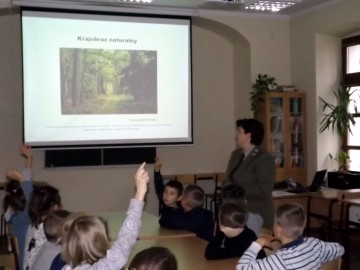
left=237, top=203, right=344, bottom=270
left=154, top=156, right=183, bottom=211
left=61, top=162, right=149, bottom=270
left=24, top=184, right=62, bottom=269
left=3, top=144, right=33, bottom=270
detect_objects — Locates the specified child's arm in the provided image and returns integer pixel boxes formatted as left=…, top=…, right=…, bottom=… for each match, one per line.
left=153, top=157, right=165, bottom=202
left=318, top=240, right=344, bottom=263
left=236, top=236, right=286, bottom=270
left=93, top=162, right=149, bottom=270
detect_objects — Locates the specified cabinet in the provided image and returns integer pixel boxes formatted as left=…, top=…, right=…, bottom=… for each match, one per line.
left=257, top=91, right=307, bottom=186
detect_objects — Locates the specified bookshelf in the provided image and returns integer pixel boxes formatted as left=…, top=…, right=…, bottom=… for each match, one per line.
left=257, top=91, right=307, bottom=186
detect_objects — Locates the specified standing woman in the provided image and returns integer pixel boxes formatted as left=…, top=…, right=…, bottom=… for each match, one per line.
left=223, top=119, right=275, bottom=228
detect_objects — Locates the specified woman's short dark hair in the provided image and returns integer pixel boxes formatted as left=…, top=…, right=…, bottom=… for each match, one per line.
left=128, top=246, right=177, bottom=270
left=236, top=118, right=264, bottom=146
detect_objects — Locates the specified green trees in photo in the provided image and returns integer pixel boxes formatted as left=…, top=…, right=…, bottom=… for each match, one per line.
left=60, top=48, right=157, bottom=114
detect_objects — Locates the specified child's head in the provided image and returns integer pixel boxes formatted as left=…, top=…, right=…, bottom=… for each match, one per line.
left=29, top=185, right=62, bottom=228
left=128, top=246, right=177, bottom=270
left=44, top=209, right=70, bottom=243
left=3, top=180, right=26, bottom=212
left=163, top=180, right=183, bottom=207
left=61, top=215, right=110, bottom=267
left=274, top=203, right=306, bottom=240
left=221, top=184, right=247, bottom=206
left=219, top=202, right=248, bottom=229
left=180, top=184, right=204, bottom=211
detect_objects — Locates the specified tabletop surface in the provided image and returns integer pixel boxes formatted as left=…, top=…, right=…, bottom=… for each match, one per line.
left=125, top=236, right=239, bottom=270
left=95, top=211, right=196, bottom=240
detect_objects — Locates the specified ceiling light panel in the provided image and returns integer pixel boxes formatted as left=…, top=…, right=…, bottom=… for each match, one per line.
left=245, top=0, right=302, bottom=12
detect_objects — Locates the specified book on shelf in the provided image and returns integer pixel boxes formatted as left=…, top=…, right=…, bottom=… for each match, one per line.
left=270, top=116, right=283, bottom=133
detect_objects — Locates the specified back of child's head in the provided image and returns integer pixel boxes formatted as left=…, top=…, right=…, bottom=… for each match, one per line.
left=29, top=185, right=61, bottom=228
left=182, top=184, right=205, bottom=209
left=61, top=215, right=110, bottom=267
left=128, top=246, right=177, bottom=270
left=44, top=209, right=70, bottom=243
left=219, top=202, right=248, bottom=229
left=221, top=184, right=247, bottom=206
left=3, top=180, right=26, bottom=212
left=275, top=203, right=306, bottom=239
left=164, top=180, right=183, bottom=196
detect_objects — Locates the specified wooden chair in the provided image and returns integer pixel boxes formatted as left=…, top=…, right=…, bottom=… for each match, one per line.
left=320, top=257, right=342, bottom=270
left=194, top=173, right=217, bottom=210
left=0, top=214, right=19, bottom=270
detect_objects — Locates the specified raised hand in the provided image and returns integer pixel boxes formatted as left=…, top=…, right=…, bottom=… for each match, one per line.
left=20, top=144, right=33, bottom=169
left=6, top=169, right=24, bottom=182
left=154, top=156, right=162, bottom=172
left=135, top=162, right=149, bottom=201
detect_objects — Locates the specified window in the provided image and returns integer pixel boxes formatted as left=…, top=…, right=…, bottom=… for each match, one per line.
left=342, top=35, right=360, bottom=171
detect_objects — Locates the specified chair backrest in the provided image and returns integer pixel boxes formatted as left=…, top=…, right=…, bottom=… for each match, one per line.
left=321, top=257, right=342, bottom=270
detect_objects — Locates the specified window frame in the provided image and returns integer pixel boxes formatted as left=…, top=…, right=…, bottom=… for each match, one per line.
left=342, top=35, right=360, bottom=169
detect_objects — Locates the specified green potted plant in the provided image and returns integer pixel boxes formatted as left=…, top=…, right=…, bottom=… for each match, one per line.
left=250, top=74, right=278, bottom=117
left=319, top=82, right=358, bottom=188
left=319, top=83, right=358, bottom=140
left=328, top=151, right=350, bottom=172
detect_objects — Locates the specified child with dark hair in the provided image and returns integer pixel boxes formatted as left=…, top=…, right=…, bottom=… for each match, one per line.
left=221, top=184, right=263, bottom=235
left=237, top=203, right=344, bottom=270
left=2, top=144, right=33, bottom=270
left=24, top=184, right=62, bottom=269
left=154, top=157, right=183, bottom=209
left=159, top=184, right=215, bottom=241
left=128, top=246, right=177, bottom=270
left=32, top=209, right=70, bottom=270
left=205, top=203, right=266, bottom=260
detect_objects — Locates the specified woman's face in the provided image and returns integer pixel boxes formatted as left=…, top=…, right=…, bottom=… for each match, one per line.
left=235, top=126, right=251, bottom=149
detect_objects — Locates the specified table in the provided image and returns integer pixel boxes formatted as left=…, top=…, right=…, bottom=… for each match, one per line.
left=95, top=211, right=195, bottom=240
left=126, top=236, right=238, bottom=270
left=339, top=197, right=360, bottom=270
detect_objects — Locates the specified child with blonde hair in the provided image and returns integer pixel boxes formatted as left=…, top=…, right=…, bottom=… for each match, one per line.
left=61, top=162, right=149, bottom=270
left=237, top=203, right=344, bottom=270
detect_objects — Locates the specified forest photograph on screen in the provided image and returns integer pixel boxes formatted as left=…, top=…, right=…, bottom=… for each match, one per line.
left=60, top=48, right=157, bottom=115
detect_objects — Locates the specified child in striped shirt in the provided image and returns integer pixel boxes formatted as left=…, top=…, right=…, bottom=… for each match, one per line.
left=237, top=202, right=344, bottom=270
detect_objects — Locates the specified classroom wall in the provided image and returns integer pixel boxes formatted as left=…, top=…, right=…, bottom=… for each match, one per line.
left=0, top=7, right=292, bottom=214
left=4, top=1, right=359, bottom=214
left=290, top=0, right=360, bottom=180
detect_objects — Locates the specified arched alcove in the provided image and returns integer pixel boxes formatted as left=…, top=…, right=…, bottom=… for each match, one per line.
left=192, top=17, right=251, bottom=120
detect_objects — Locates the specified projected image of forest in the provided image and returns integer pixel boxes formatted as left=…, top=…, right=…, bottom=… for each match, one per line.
left=60, top=48, right=157, bottom=114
